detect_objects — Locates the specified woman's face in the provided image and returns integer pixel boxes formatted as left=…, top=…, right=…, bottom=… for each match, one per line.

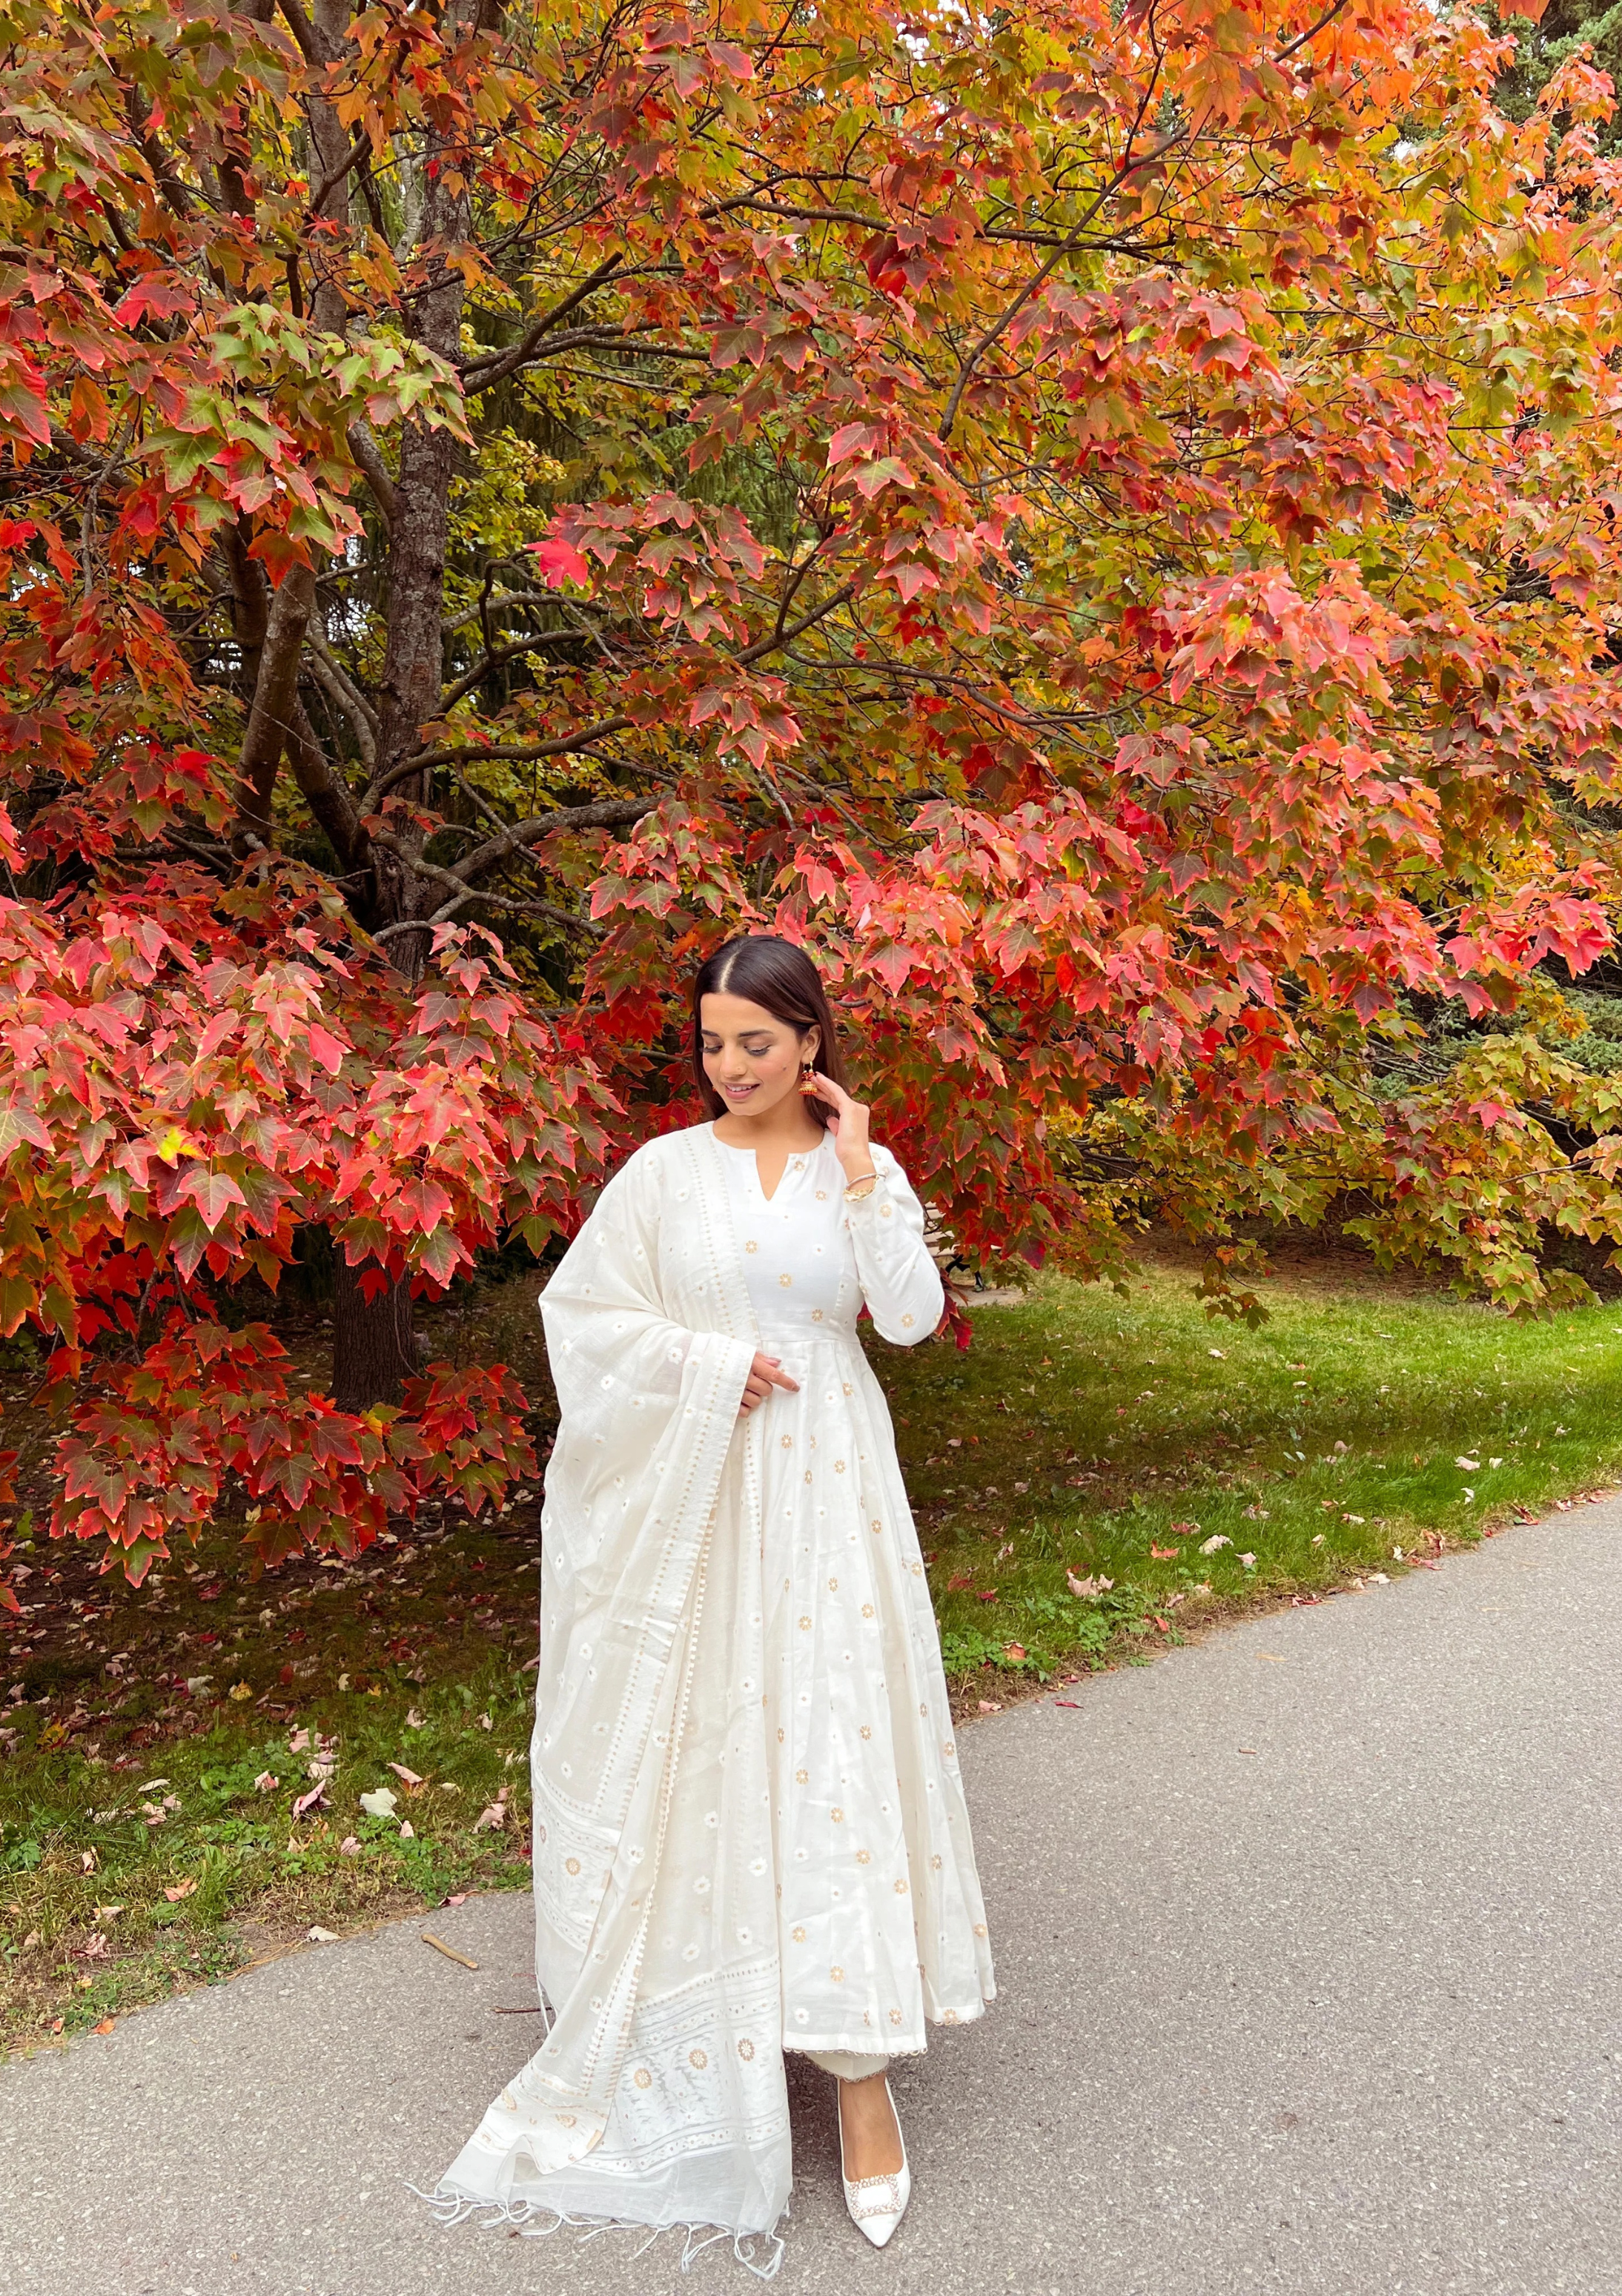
left=699, top=992, right=818, bottom=1122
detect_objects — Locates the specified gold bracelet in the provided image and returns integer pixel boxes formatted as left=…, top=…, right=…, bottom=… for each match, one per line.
left=843, top=1169, right=879, bottom=1201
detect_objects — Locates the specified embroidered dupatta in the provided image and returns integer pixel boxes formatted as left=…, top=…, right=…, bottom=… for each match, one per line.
left=427, top=1124, right=794, bottom=2264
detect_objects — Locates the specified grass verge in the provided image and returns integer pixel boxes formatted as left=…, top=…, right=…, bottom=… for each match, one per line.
left=5, top=1250, right=1622, bottom=2046
left=888, top=1258, right=1622, bottom=1697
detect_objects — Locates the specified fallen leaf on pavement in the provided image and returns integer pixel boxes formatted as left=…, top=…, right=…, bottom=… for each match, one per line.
left=421, top=1931, right=479, bottom=1971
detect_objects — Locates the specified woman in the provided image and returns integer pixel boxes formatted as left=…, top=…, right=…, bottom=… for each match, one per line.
left=423, top=936, right=994, bottom=2273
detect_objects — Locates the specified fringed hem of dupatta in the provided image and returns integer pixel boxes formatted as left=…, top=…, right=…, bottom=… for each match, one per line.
left=406, top=2177, right=788, bottom=2279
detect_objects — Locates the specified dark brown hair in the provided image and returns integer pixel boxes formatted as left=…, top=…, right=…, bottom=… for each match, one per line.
left=691, top=935, right=847, bottom=1127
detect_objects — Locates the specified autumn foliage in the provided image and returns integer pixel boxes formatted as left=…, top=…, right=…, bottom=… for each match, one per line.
left=4, top=0, right=1622, bottom=1590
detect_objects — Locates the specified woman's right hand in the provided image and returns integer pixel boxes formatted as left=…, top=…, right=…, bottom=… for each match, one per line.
left=739, top=1351, right=800, bottom=1414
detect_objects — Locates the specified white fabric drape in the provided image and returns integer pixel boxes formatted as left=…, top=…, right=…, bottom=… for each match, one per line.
left=423, top=1121, right=993, bottom=2270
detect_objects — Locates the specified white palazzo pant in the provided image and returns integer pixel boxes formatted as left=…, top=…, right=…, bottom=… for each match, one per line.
left=801, top=2047, right=891, bottom=2082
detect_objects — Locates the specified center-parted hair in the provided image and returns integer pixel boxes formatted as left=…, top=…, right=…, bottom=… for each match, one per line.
left=691, top=935, right=847, bottom=1127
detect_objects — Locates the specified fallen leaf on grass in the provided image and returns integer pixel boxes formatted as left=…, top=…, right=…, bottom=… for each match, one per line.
left=1199, top=1534, right=1232, bottom=1555
left=1149, top=1544, right=1180, bottom=1561
left=1002, top=1642, right=1026, bottom=1662
left=976, top=1700, right=1002, bottom=1715
left=976, top=1588, right=999, bottom=1603
left=253, top=1772, right=279, bottom=1793
left=1170, top=1520, right=1200, bottom=1537
left=163, top=1879, right=197, bottom=1902
left=339, top=1836, right=360, bottom=1857
left=358, top=1788, right=398, bottom=1819
left=308, top=1926, right=340, bottom=1944
left=473, top=1791, right=509, bottom=1833
left=946, top=1572, right=975, bottom=1592
left=1066, top=1571, right=1113, bottom=1598
left=291, top=1782, right=327, bottom=1819
left=90, top=2018, right=116, bottom=2035
left=79, top=1850, right=96, bottom=1874
left=387, top=1763, right=424, bottom=1790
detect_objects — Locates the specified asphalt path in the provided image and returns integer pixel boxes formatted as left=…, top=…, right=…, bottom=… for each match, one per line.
left=4, top=1499, right=1621, bottom=2295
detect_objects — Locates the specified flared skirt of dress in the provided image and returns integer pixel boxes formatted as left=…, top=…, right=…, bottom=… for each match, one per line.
left=756, top=1321, right=994, bottom=2054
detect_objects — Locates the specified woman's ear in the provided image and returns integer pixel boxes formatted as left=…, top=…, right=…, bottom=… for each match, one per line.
left=801, top=1026, right=821, bottom=1064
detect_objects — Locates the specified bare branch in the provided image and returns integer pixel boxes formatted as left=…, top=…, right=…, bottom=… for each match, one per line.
left=449, top=794, right=656, bottom=889
left=304, top=628, right=378, bottom=768
left=438, top=628, right=590, bottom=712
left=287, top=700, right=365, bottom=870
left=234, top=563, right=315, bottom=848
left=460, top=253, right=626, bottom=389
left=307, top=125, right=374, bottom=219
left=345, top=420, right=397, bottom=528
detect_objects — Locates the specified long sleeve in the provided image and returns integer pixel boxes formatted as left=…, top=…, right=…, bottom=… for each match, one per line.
left=844, top=1142, right=945, bottom=1345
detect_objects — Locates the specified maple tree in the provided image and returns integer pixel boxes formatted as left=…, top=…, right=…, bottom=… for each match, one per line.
left=4, top=0, right=1622, bottom=1597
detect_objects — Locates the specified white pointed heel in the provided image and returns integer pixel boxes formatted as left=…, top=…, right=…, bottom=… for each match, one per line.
left=838, top=2075, right=910, bottom=2248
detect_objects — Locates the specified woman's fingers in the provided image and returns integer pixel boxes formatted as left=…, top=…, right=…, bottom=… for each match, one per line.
left=738, top=1353, right=799, bottom=1413
left=803, top=1070, right=858, bottom=1118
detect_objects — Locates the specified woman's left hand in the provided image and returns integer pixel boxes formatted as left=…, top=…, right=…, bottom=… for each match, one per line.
left=803, top=1072, right=874, bottom=1182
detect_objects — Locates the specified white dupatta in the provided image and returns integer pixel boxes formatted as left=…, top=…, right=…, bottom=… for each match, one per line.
left=426, top=1124, right=794, bottom=2271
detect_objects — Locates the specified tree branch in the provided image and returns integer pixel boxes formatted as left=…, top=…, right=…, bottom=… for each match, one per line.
left=459, top=253, right=626, bottom=388
left=448, top=794, right=656, bottom=889
left=233, top=563, right=314, bottom=849
left=378, top=578, right=856, bottom=800
left=345, top=420, right=397, bottom=528
left=287, top=700, right=365, bottom=871
left=1277, top=0, right=1348, bottom=60
left=303, top=628, right=378, bottom=767
left=937, top=117, right=1177, bottom=442
left=438, top=628, right=591, bottom=711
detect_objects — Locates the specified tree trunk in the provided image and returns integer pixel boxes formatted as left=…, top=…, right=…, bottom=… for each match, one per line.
left=331, top=1252, right=417, bottom=1413
left=331, top=0, right=471, bottom=1407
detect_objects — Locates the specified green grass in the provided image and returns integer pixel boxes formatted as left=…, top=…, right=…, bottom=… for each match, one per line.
left=5, top=1250, right=1622, bottom=2046
left=0, top=1523, right=543, bottom=2052
left=883, top=1259, right=1622, bottom=1685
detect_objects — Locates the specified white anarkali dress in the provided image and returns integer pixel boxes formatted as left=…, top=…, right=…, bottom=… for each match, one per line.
left=425, top=1121, right=993, bottom=2272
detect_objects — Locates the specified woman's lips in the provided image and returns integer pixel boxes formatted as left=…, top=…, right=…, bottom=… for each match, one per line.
left=720, top=1081, right=758, bottom=1098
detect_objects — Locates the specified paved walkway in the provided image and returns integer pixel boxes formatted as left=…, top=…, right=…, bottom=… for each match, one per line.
left=5, top=1503, right=1622, bottom=2295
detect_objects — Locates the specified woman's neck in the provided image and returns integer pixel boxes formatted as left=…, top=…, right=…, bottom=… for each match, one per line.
left=712, top=1100, right=825, bottom=1152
